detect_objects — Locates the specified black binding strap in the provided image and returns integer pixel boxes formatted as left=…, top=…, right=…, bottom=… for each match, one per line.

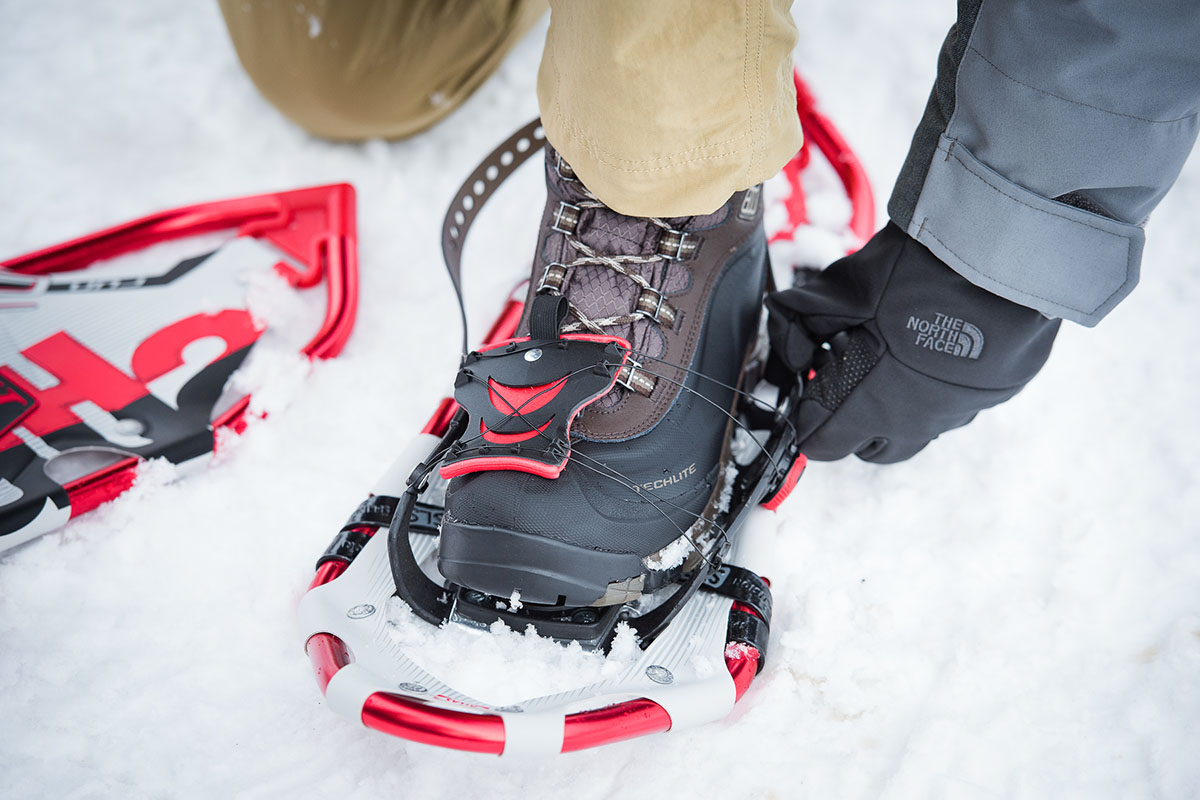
left=316, top=494, right=443, bottom=570
left=388, top=414, right=469, bottom=627
left=702, top=563, right=774, bottom=673
left=344, top=496, right=400, bottom=529
left=727, top=608, right=771, bottom=672
left=316, top=527, right=374, bottom=569
left=702, top=564, right=773, bottom=621
left=529, top=293, right=568, bottom=340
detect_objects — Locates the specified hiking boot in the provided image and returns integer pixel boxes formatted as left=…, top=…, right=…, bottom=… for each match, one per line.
left=438, top=146, right=769, bottom=607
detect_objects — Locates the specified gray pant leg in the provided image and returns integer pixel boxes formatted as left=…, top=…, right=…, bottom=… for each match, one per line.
left=889, top=0, right=1200, bottom=326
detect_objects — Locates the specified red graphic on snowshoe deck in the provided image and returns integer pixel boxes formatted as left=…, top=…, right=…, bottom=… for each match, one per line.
left=0, top=313, right=260, bottom=453
left=2, top=332, right=148, bottom=450
left=131, top=311, right=262, bottom=386
left=0, top=369, right=38, bottom=439
left=0, top=184, right=359, bottom=549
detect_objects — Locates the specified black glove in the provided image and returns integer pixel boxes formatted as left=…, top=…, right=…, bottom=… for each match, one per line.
left=766, top=222, right=1060, bottom=463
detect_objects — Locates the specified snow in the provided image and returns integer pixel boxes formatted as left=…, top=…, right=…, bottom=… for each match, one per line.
left=643, top=533, right=692, bottom=571
left=383, top=601, right=639, bottom=708
left=3, top=2, right=1199, bottom=798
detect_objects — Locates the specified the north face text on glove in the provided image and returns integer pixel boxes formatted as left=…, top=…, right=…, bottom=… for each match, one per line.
left=906, top=312, right=984, bottom=359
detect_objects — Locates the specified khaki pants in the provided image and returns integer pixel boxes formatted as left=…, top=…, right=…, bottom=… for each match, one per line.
left=219, top=0, right=800, bottom=216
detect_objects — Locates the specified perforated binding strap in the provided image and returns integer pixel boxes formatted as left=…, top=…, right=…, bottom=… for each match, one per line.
left=344, top=496, right=401, bottom=529
left=441, top=119, right=549, bottom=355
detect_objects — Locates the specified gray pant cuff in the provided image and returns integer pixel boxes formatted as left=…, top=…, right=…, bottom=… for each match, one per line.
left=905, top=134, right=1144, bottom=327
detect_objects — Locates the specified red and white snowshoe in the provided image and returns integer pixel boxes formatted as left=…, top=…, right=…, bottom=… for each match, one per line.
left=1, top=185, right=359, bottom=551
left=300, top=72, right=873, bottom=756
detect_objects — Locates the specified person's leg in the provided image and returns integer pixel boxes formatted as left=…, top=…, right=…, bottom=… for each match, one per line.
left=218, top=0, right=546, bottom=140
left=439, top=2, right=804, bottom=606
left=537, top=0, right=802, bottom=217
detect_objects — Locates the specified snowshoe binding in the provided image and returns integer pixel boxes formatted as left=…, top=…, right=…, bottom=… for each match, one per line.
left=301, top=71, right=874, bottom=756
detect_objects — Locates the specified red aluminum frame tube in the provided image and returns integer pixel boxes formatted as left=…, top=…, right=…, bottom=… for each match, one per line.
left=305, top=555, right=766, bottom=755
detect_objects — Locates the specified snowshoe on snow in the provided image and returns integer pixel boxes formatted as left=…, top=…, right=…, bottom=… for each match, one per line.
left=300, top=71, right=873, bottom=756
left=0, top=185, right=359, bottom=551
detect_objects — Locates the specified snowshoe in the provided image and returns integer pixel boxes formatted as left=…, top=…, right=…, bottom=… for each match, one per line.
left=300, top=71, right=873, bottom=756
left=0, top=185, right=358, bottom=551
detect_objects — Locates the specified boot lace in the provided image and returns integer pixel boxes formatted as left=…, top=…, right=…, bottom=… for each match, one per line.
left=537, top=167, right=698, bottom=395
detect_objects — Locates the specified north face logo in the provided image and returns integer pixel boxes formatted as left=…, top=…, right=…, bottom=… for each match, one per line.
left=906, top=313, right=984, bottom=359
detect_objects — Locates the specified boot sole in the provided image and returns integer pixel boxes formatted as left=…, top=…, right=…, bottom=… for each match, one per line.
left=437, top=520, right=647, bottom=607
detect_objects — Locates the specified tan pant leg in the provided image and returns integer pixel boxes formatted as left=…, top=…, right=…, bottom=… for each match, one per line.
left=218, top=0, right=546, bottom=140
left=538, top=0, right=801, bottom=216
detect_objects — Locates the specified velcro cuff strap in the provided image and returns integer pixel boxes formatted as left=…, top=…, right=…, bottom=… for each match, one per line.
left=908, top=135, right=1143, bottom=326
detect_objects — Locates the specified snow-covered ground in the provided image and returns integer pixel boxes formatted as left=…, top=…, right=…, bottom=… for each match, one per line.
left=3, top=2, right=1199, bottom=798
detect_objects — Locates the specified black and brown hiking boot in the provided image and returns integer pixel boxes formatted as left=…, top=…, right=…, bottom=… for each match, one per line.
left=438, top=146, right=770, bottom=608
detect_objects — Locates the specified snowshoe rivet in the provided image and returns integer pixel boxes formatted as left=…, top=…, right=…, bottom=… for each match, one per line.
left=645, top=665, right=674, bottom=685
left=524, top=348, right=543, bottom=362
left=397, top=682, right=428, bottom=694
left=571, top=609, right=599, bottom=625
left=346, top=604, right=376, bottom=619
left=463, top=590, right=487, bottom=604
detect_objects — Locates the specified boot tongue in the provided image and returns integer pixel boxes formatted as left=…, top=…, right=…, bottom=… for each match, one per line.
left=544, top=150, right=678, bottom=340
left=540, top=148, right=696, bottom=412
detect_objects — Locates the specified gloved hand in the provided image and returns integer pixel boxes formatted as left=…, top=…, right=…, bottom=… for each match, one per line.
left=766, top=222, right=1061, bottom=463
